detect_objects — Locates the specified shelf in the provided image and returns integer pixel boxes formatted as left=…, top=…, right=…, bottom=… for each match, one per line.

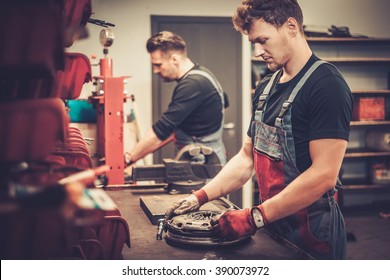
left=350, top=120, right=390, bottom=126
left=251, top=57, right=390, bottom=63
left=250, top=89, right=390, bottom=97
left=341, top=178, right=390, bottom=190
left=307, top=37, right=390, bottom=43
left=352, top=90, right=390, bottom=95
left=345, top=149, right=390, bottom=158
left=322, top=57, right=390, bottom=63
left=343, top=184, right=390, bottom=190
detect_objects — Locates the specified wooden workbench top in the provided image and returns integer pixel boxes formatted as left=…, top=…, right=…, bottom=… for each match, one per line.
left=106, top=188, right=308, bottom=260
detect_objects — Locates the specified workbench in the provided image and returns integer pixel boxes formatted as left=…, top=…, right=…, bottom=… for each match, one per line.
left=106, top=188, right=310, bottom=260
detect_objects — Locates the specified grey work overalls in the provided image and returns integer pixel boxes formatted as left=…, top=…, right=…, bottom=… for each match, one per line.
left=252, top=61, right=347, bottom=259
left=175, top=70, right=227, bottom=165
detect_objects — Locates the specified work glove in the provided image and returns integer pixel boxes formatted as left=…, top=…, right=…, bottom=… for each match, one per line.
left=211, top=206, right=267, bottom=241
left=164, top=189, right=209, bottom=221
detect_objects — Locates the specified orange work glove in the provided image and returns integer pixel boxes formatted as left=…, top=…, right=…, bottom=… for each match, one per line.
left=211, top=206, right=267, bottom=241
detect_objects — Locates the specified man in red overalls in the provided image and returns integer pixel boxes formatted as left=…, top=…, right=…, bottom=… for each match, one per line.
left=166, top=0, right=353, bottom=259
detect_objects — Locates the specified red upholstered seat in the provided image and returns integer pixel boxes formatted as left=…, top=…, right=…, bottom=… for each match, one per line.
left=0, top=98, right=68, bottom=163
left=63, top=0, right=92, bottom=47
left=0, top=0, right=130, bottom=260
left=53, top=52, right=92, bottom=99
left=0, top=1, right=65, bottom=78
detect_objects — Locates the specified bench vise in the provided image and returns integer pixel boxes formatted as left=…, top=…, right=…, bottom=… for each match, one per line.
left=128, top=144, right=223, bottom=194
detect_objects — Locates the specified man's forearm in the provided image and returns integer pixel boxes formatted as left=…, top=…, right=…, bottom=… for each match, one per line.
left=202, top=138, right=254, bottom=201
left=260, top=166, right=332, bottom=223
left=130, top=128, right=162, bottom=162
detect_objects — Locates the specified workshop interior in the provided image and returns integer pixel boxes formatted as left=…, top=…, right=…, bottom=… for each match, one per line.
left=1, top=0, right=390, bottom=260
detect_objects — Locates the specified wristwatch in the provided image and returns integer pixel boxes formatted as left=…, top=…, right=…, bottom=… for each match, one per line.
left=251, top=207, right=265, bottom=228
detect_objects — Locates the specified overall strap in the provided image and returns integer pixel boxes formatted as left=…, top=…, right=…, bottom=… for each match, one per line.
left=275, top=60, right=328, bottom=127
left=256, top=70, right=281, bottom=111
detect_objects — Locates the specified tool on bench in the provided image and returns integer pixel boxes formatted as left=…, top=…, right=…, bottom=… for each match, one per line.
left=156, top=218, right=166, bottom=240
left=58, top=165, right=110, bottom=185
left=128, top=143, right=223, bottom=194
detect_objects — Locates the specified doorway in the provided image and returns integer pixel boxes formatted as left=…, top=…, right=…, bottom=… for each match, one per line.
left=151, top=16, right=243, bottom=206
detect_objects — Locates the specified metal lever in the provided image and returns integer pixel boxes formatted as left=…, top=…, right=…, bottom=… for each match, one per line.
left=88, top=18, right=116, bottom=28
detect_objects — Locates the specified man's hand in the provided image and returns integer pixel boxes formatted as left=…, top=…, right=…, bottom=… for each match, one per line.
left=164, top=189, right=209, bottom=221
left=211, top=208, right=257, bottom=240
left=164, top=194, right=200, bottom=221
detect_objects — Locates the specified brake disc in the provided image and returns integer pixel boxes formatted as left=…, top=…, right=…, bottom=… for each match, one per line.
left=165, top=210, right=251, bottom=248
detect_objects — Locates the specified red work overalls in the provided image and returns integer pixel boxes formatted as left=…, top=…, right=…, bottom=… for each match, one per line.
left=252, top=61, right=347, bottom=259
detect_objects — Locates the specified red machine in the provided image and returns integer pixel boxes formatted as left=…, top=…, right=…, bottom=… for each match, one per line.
left=89, top=28, right=130, bottom=186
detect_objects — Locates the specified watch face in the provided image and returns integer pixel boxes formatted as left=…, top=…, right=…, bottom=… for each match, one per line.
left=99, top=29, right=114, bottom=47
left=252, top=207, right=264, bottom=228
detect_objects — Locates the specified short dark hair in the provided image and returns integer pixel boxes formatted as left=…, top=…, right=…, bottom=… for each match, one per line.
left=146, top=31, right=187, bottom=55
left=232, top=0, right=304, bottom=34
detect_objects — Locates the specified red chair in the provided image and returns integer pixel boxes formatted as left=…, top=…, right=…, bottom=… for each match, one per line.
left=0, top=98, right=68, bottom=163
left=63, top=0, right=92, bottom=47
left=53, top=52, right=92, bottom=99
left=0, top=1, right=65, bottom=78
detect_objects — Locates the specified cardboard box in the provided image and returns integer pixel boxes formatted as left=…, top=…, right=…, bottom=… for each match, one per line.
left=371, top=164, right=390, bottom=184
left=352, top=97, right=385, bottom=121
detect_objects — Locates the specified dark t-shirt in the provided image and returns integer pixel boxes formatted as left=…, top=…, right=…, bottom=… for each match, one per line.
left=153, top=65, right=223, bottom=140
left=248, top=54, right=353, bottom=173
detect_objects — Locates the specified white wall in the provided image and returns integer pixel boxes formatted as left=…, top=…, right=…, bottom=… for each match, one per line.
left=300, top=0, right=390, bottom=38
left=70, top=0, right=244, bottom=139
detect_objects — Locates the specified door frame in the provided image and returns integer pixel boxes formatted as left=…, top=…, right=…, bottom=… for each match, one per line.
left=150, top=15, right=244, bottom=206
left=150, top=15, right=243, bottom=158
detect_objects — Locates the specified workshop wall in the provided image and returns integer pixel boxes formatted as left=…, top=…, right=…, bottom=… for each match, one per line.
left=68, top=0, right=390, bottom=207
left=69, top=0, right=390, bottom=142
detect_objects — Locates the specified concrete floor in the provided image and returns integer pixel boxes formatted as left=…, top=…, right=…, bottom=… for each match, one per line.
left=343, top=206, right=390, bottom=260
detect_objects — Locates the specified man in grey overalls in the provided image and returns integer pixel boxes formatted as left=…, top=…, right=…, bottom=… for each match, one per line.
left=126, top=31, right=227, bottom=166
left=165, top=0, right=353, bottom=259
